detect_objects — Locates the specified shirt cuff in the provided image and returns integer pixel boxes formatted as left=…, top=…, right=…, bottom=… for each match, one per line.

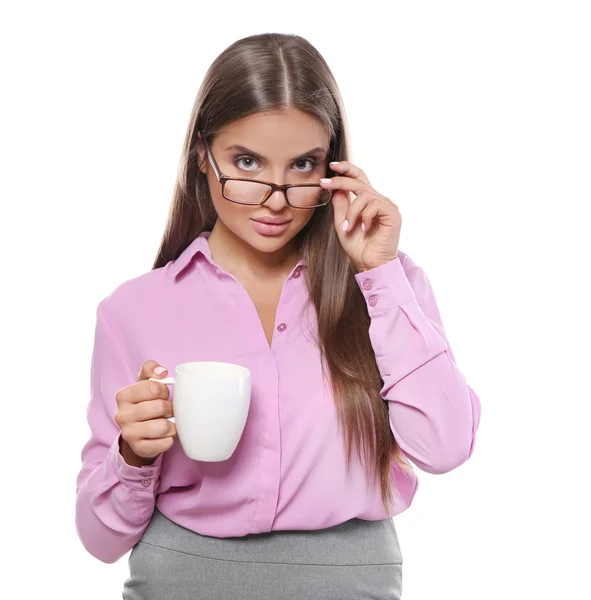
left=108, top=433, right=163, bottom=489
left=354, top=257, right=415, bottom=314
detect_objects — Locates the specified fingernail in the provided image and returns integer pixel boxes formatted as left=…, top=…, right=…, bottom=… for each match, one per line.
left=329, top=161, right=340, bottom=166
left=320, top=178, right=332, bottom=184
left=154, top=366, right=167, bottom=375
left=341, top=219, right=349, bottom=232
left=361, top=222, right=366, bottom=232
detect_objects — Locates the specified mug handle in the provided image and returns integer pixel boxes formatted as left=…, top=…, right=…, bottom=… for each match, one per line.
left=148, top=377, right=175, bottom=423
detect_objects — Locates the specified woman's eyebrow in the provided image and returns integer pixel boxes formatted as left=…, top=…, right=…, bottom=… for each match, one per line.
left=224, top=144, right=327, bottom=161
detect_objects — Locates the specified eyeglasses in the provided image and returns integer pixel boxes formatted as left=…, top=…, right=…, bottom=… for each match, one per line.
left=202, top=135, right=333, bottom=209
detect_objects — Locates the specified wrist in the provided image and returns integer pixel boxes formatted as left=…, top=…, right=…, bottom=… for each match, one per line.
left=355, top=254, right=399, bottom=273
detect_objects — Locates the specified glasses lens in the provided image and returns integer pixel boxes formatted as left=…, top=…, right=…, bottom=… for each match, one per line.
left=223, top=180, right=332, bottom=207
left=224, top=180, right=273, bottom=205
left=287, top=186, right=332, bottom=208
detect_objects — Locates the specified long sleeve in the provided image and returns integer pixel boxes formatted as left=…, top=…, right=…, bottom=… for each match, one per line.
left=355, top=255, right=481, bottom=475
left=75, top=302, right=163, bottom=563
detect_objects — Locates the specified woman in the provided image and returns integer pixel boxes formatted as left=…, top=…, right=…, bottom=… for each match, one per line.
left=75, top=32, right=481, bottom=599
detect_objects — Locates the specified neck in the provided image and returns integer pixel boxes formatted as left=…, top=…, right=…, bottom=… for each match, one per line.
left=207, top=219, right=300, bottom=281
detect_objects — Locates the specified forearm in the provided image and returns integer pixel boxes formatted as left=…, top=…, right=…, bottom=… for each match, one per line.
left=355, top=256, right=481, bottom=474
left=75, top=434, right=163, bottom=563
left=382, top=345, right=481, bottom=473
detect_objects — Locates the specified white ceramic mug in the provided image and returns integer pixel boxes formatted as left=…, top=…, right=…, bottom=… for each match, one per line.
left=148, top=361, right=251, bottom=462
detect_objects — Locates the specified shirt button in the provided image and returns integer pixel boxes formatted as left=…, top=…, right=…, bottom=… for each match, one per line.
left=140, top=472, right=151, bottom=477
left=362, top=279, right=373, bottom=290
left=368, top=295, right=378, bottom=307
left=293, top=266, right=302, bottom=279
left=140, top=479, right=151, bottom=487
left=277, top=323, right=287, bottom=332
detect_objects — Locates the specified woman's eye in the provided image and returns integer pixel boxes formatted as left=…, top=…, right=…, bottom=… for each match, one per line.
left=294, top=158, right=317, bottom=172
left=235, top=156, right=258, bottom=171
left=234, top=156, right=318, bottom=173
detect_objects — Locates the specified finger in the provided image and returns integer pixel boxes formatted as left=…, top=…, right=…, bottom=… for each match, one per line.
left=115, top=393, right=174, bottom=427
left=331, top=189, right=350, bottom=232
left=132, top=436, right=176, bottom=459
left=128, top=418, right=176, bottom=442
left=320, top=175, right=372, bottom=196
left=125, top=419, right=177, bottom=453
left=342, top=192, right=373, bottom=232
left=328, top=161, right=371, bottom=185
left=134, top=398, right=175, bottom=423
left=116, top=378, right=170, bottom=409
left=360, top=202, right=381, bottom=233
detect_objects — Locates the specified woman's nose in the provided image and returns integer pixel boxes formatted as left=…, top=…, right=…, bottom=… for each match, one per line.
left=263, top=188, right=290, bottom=210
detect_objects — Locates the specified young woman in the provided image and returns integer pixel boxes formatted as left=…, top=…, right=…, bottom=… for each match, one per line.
left=75, top=32, right=481, bottom=599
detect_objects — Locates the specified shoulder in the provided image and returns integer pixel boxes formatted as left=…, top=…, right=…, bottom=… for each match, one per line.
left=95, top=262, right=173, bottom=330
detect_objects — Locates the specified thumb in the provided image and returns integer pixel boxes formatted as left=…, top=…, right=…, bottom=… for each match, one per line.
left=331, top=190, right=349, bottom=232
left=137, top=360, right=168, bottom=383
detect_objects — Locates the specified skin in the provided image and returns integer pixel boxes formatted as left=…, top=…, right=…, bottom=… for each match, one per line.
left=117, top=107, right=403, bottom=465
left=196, top=108, right=332, bottom=345
left=196, top=108, right=329, bottom=281
left=196, top=107, right=401, bottom=278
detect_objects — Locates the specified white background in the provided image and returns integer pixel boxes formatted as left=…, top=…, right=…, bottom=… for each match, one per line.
left=2, top=1, right=589, bottom=598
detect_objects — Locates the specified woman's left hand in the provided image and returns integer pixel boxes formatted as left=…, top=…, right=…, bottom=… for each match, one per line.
left=320, top=161, right=401, bottom=272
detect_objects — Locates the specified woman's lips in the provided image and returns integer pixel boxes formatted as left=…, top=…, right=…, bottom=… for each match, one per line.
left=250, top=219, right=291, bottom=236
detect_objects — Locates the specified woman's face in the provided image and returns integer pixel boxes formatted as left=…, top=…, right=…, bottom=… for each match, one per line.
left=197, top=108, right=331, bottom=255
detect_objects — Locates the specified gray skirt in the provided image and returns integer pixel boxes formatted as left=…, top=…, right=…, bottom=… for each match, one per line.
left=122, top=507, right=403, bottom=599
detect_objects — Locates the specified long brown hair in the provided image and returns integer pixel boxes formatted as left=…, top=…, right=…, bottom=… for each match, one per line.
left=152, top=33, right=413, bottom=512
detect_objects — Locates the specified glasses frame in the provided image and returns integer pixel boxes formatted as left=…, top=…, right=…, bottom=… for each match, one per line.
left=201, top=134, right=333, bottom=209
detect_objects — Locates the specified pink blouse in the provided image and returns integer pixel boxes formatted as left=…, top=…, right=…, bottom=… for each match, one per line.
left=75, top=232, right=481, bottom=563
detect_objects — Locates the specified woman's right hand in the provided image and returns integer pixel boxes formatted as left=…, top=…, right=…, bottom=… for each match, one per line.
left=115, top=360, right=177, bottom=466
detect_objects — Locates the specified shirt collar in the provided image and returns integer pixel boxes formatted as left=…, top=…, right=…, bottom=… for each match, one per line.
left=169, top=231, right=306, bottom=280
left=169, top=231, right=212, bottom=279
